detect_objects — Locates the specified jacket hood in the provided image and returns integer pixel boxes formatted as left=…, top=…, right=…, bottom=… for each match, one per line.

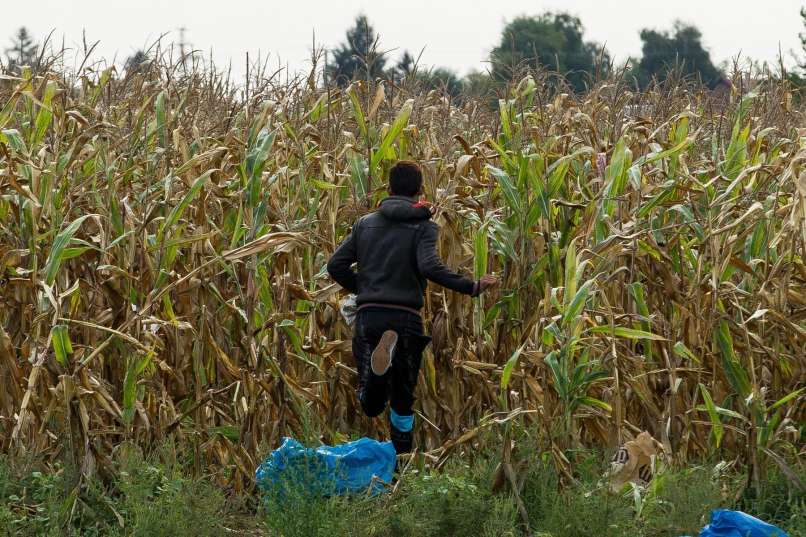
left=378, top=196, right=432, bottom=222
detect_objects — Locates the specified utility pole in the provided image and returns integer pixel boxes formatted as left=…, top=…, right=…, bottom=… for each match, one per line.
left=178, top=27, right=188, bottom=66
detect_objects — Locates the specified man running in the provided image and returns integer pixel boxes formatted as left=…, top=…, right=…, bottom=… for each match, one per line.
left=327, top=160, right=498, bottom=454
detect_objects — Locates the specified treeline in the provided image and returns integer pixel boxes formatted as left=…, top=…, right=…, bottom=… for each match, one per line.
left=326, top=10, right=806, bottom=94
left=5, top=8, right=806, bottom=93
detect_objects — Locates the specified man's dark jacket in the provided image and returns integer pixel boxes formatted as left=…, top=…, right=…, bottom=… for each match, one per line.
left=327, top=196, right=478, bottom=311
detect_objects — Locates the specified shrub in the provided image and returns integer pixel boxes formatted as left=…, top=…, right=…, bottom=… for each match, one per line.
left=638, top=465, right=726, bottom=536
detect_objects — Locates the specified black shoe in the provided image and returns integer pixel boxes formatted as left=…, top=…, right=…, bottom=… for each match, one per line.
left=390, top=424, right=413, bottom=454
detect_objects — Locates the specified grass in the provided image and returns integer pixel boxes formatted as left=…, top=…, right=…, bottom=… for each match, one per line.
left=0, top=444, right=228, bottom=536
left=255, top=432, right=804, bottom=537
left=1, top=443, right=802, bottom=536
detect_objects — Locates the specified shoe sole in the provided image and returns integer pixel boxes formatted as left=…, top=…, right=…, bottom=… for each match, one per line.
left=371, top=330, right=397, bottom=376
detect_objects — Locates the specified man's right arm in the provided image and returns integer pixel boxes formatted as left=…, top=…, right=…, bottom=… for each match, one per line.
left=416, top=222, right=478, bottom=296
left=327, top=228, right=359, bottom=294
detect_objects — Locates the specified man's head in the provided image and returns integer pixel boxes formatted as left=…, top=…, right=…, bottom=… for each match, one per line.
left=388, top=160, right=423, bottom=197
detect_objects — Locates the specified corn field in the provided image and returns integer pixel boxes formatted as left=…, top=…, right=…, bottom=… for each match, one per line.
left=0, top=57, right=804, bottom=494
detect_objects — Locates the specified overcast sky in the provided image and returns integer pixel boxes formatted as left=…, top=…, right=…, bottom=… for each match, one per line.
left=2, top=0, right=804, bottom=78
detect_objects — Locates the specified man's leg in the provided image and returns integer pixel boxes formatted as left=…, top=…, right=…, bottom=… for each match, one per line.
left=353, top=310, right=391, bottom=417
left=389, top=325, right=431, bottom=454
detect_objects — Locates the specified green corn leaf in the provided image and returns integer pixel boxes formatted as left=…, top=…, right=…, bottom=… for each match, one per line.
left=135, top=351, right=154, bottom=376
left=277, top=319, right=302, bottom=353
left=723, top=123, right=750, bottom=180
left=588, top=326, right=666, bottom=340
left=30, top=81, right=58, bottom=148
left=528, top=180, right=551, bottom=224
left=123, top=351, right=154, bottom=425
left=715, top=319, right=751, bottom=398
left=370, top=99, right=412, bottom=174
left=546, top=147, right=593, bottom=177
left=627, top=166, right=642, bottom=190
left=711, top=406, right=749, bottom=422
left=747, top=220, right=767, bottom=260
left=473, top=222, right=489, bottom=280
left=305, top=94, right=328, bottom=122
left=311, top=179, right=343, bottom=190
left=711, top=164, right=762, bottom=209
left=562, top=279, right=594, bottom=328
left=60, top=247, right=93, bottom=261
left=564, top=238, right=578, bottom=308
left=572, top=358, right=603, bottom=387
left=162, top=293, right=177, bottom=322
left=580, top=369, right=609, bottom=386
left=486, top=138, right=512, bottom=171
left=160, top=169, right=215, bottom=238
left=348, top=86, right=367, bottom=140
left=348, top=153, right=369, bottom=199
left=544, top=351, right=568, bottom=400
left=0, top=128, right=27, bottom=153
left=500, top=342, right=527, bottom=394
left=122, top=361, right=137, bottom=425
left=579, top=396, right=612, bottom=412
left=50, top=324, right=73, bottom=367
left=630, top=135, right=693, bottom=169
left=636, top=180, right=676, bottom=218
left=669, top=204, right=705, bottom=242
left=769, top=388, right=804, bottom=411
left=0, top=92, right=21, bottom=130
left=483, top=302, right=502, bottom=328
left=488, top=165, right=522, bottom=217
left=546, top=158, right=570, bottom=199
left=246, top=129, right=276, bottom=207
left=90, top=67, right=114, bottom=106
left=542, top=322, right=559, bottom=346
left=155, top=90, right=168, bottom=148
left=759, top=412, right=783, bottom=447
left=699, top=383, right=724, bottom=448
left=210, top=425, right=240, bottom=441
left=628, top=282, right=654, bottom=361
left=487, top=218, right=518, bottom=260
left=673, top=341, right=701, bottom=364
left=600, top=137, right=632, bottom=218
left=43, top=214, right=96, bottom=285
left=498, top=99, right=513, bottom=141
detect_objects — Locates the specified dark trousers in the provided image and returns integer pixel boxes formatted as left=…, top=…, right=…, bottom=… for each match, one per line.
left=352, top=307, right=431, bottom=453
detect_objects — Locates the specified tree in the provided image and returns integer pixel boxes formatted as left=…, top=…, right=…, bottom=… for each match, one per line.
left=417, top=67, right=462, bottom=97
left=634, top=22, right=723, bottom=88
left=490, top=12, right=606, bottom=93
left=799, top=7, right=806, bottom=71
left=391, top=50, right=416, bottom=82
left=463, top=70, right=497, bottom=99
left=4, top=27, right=39, bottom=72
left=328, top=15, right=387, bottom=86
left=787, top=8, right=806, bottom=91
left=390, top=50, right=461, bottom=97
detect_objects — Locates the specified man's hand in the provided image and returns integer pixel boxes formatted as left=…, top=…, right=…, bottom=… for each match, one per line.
left=477, top=274, right=499, bottom=294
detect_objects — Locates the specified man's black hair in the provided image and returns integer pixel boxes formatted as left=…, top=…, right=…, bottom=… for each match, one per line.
left=389, top=161, right=423, bottom=197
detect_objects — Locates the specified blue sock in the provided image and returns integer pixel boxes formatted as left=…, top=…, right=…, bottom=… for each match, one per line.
left=390, top=409, right=414, bottom=432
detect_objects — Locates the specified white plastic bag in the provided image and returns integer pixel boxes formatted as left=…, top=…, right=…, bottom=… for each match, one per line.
left=339, top=294, right=358, bottom=326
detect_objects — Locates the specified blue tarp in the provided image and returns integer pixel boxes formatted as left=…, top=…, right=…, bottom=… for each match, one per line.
left=696, top=509, right=789, bottom=537
left=256, top=437, right=396, bottom=497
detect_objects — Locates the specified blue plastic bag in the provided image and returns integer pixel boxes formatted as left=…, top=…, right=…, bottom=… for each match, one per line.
left=698, top=509, right=789, bottom=537
left=256, top=437, right=396, bottom=497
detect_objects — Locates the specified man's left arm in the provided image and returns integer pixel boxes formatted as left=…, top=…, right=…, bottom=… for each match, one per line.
left=416, top=222, right=478, bottom=296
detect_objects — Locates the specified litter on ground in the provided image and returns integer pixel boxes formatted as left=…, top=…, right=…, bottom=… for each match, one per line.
left=256, top=437, right=396, bottom=497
